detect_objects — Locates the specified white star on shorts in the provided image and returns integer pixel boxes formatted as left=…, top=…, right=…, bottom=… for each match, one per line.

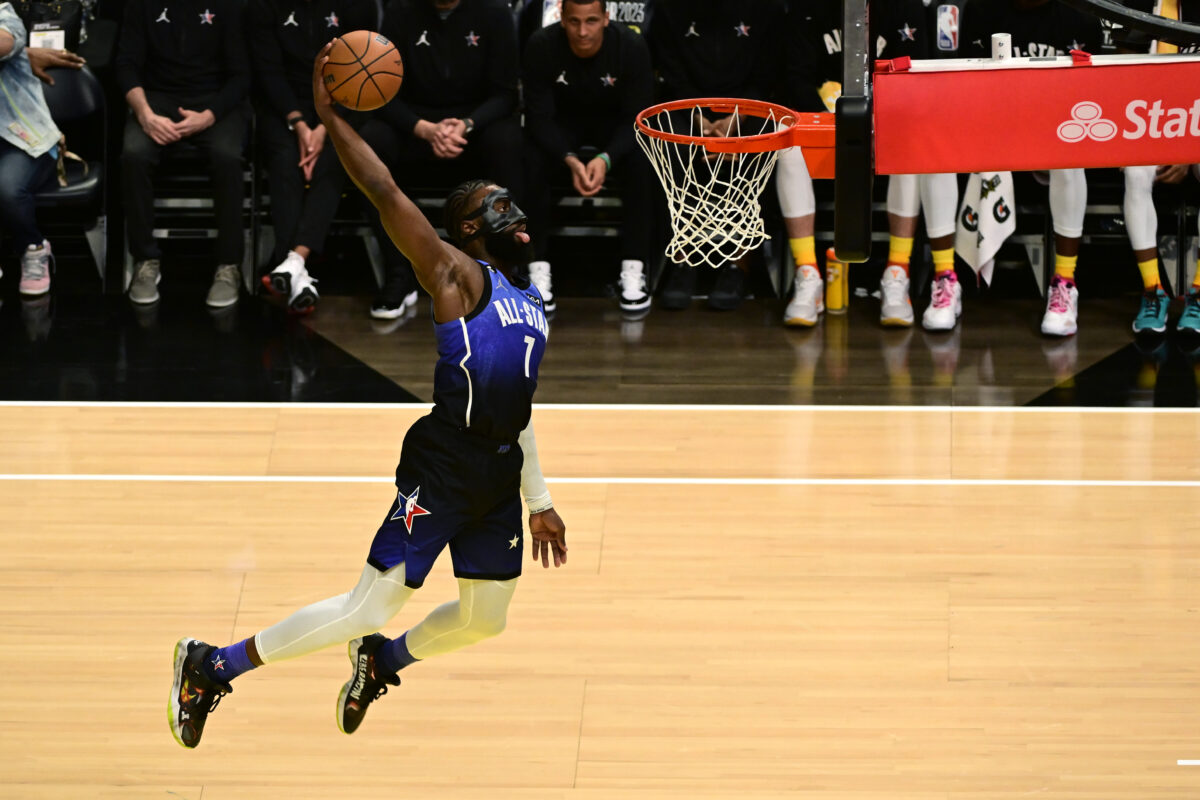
left=508, top=535, right=520, bottom=549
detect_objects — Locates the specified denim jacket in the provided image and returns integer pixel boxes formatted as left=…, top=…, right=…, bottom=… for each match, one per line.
left=0, top=2, right=62, bottom=158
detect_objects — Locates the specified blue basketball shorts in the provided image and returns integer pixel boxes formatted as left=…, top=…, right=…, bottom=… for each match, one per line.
left=366, top=414, right=524, bottom=589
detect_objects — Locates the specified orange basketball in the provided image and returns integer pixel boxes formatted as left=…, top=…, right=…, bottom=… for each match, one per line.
left=322, top=31, right=404, bottom=111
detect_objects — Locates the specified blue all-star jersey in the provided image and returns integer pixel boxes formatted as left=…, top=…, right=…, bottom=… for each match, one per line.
left=431, top=262, right=549, bottom=442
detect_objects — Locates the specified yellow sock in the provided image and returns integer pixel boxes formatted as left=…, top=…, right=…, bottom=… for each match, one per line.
left=1054, top=253, right=1077, bottom=282
left=789, top=236, right=816, bottom=267
left=932, top=247, right=954, bottom=276
left=1137, top=258, right=1159, bottom=290
left=887, top=236, right=913, bottom=269
left=1193, top=259, right=1200, bottom=291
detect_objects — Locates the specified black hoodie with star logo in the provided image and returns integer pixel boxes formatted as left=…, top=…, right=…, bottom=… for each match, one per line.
left=521, top=19, right=653, bottom=165
left=115, top=0, right=250, bottom=119
left=377, top=0, right=518, bottom=135
left=247, top=0, right=378, bottom=125
left=646, top=0, right=786, bottom=102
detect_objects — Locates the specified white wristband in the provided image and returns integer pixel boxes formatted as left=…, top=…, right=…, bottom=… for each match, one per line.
left=518, top=423, right=552, bottom=513
left=525, top=491, right=554, bottom=515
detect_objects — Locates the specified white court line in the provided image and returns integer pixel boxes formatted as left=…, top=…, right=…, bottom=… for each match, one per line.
left=1178, top=760, right=1200, bottom=765
left=0, top=400, right=1197, bottom=413
left=0, top=474, right=1198, bottom=488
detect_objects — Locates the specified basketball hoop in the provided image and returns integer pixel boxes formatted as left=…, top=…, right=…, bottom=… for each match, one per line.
left=635, top=98, right=807, bottom=270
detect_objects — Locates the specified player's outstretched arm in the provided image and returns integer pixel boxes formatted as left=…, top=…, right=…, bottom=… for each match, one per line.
left=312, top=44, right=456, bottom=295
left=519, top=422, right=567, bottom=568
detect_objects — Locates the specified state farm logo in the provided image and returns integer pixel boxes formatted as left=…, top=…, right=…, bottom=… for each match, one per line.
left=1058, top=99, right=1200, bottom=142
left=1057, top=101, right=1117, bottom=143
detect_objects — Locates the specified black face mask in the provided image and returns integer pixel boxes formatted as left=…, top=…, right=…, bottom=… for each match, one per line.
left=483, top=228, right=535, bottom=267
left=462, top=189, right=527, bottom=243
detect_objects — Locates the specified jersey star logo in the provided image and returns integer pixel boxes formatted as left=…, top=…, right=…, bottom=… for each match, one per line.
left=1070, top=39, right=1084, bottom=51
left=199, top=8, right=215, bottom=24
left=155, top=7, right=170, bottom=23
left=325, top=11, right=339, bottom=27
left=283, top=10, right=298, bottom=26
left=600, top=73, right=616, bottom=87
left=391, top=485, right=431, bottom=533
left=210, top=653, right=226, bottom=671
left=465, top=30, right=480, bottom=46
left=898, top=23, right=917, bottom=41
left=734, top=21, right=750, bottom=37
left=508, top=534, right=520, bottom=550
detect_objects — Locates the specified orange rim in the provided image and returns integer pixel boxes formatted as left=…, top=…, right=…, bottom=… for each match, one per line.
left=635, top=97, right=800, bottom=154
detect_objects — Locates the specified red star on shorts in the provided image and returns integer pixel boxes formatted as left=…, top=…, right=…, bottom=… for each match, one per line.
left=391, top=486, right=431, bottom=533
left=199, top=8, right=215, bottom=24
left=734, top=22, right=750, bottom=37
left=326, top=12, right=339, bottom=27
left=465, top=30, right=480, bottom=46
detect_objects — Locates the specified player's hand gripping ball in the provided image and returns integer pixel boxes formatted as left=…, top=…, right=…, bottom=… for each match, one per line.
left=321, top=30, right=404, bottom=111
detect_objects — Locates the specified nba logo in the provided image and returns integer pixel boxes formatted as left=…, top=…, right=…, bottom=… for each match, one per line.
left=936, top=4, right=959, bottom=51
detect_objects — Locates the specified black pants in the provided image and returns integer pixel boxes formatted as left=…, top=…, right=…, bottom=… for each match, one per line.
left=258, top=114, right=348, bottom=264
left=358, top=115, right=525, bottom=275
left=121, top=91, right=246, bottom=264
left=522, top=135, right=654, bottom=264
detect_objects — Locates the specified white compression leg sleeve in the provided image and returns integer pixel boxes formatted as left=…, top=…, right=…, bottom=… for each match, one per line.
left=1049, top=168, right=1087, bottom=239
left=774, top=146, right=816, bottom=218
left=920, top=173, right=959, bottom=239
left=887, top=173, right=920, bottom=218
left=254, top=563, right=414, bottom=664
left=405, top=578, right=517, bottom=660
left=1123, top=165, right=1157, bottom=252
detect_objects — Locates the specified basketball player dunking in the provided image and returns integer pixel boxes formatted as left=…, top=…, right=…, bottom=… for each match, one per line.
left=167, top=43, right=568, bottom=749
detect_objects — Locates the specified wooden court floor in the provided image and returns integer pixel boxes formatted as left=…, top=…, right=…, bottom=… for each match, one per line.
left=1, top=403, right=1198, bottom=799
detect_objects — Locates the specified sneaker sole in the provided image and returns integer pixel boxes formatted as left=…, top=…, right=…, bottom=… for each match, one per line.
left=206, top=294, right=239, bottom=309
left=881, top=316, right=914, bottom=328
left=1132, top=320, right=1167, bottom=334
left=290, top=286, right=319, bottom=314
left=18, top=283, right=50, bottom=296
left=619, top=297, right=651, bottom=312
left=262, top=273, right=292, bottom=298
left=922, top=315, right=958, bottom=332
left=1041, top=325, right=1077, bottom=337
left=783, top=315, right=820, bottom=327
left=336, top=637, right=361, bottom=735
left=168, top=637, right=193, bottom=749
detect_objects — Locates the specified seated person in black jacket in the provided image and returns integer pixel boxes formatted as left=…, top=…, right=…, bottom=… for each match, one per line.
left=359, top=0, right=522, bottom=320
left=250, top=0, right=377, bottom=314
left=116, top=0, right=250, bottom=308
left=521, top=0, right=654, bottom=315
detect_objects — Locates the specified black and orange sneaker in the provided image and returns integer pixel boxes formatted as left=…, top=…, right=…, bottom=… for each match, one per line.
left=336, top=633, right=400, bottom=734
left=168, top=637, right=232, bottom=749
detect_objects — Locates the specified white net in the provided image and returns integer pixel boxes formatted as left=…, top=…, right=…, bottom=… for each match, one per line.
left=636, top=102, right=790, bottom=270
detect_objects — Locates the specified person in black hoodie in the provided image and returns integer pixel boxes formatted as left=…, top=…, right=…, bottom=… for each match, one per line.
left=647, top=0, right=786, bottom=311
left=116, top=0, right=250, bottom=309
left=250, top=0, right=377, bottom=314
left=521, top=0, right=654, bottom=316
left=359, top=0, right=522, bottom=320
